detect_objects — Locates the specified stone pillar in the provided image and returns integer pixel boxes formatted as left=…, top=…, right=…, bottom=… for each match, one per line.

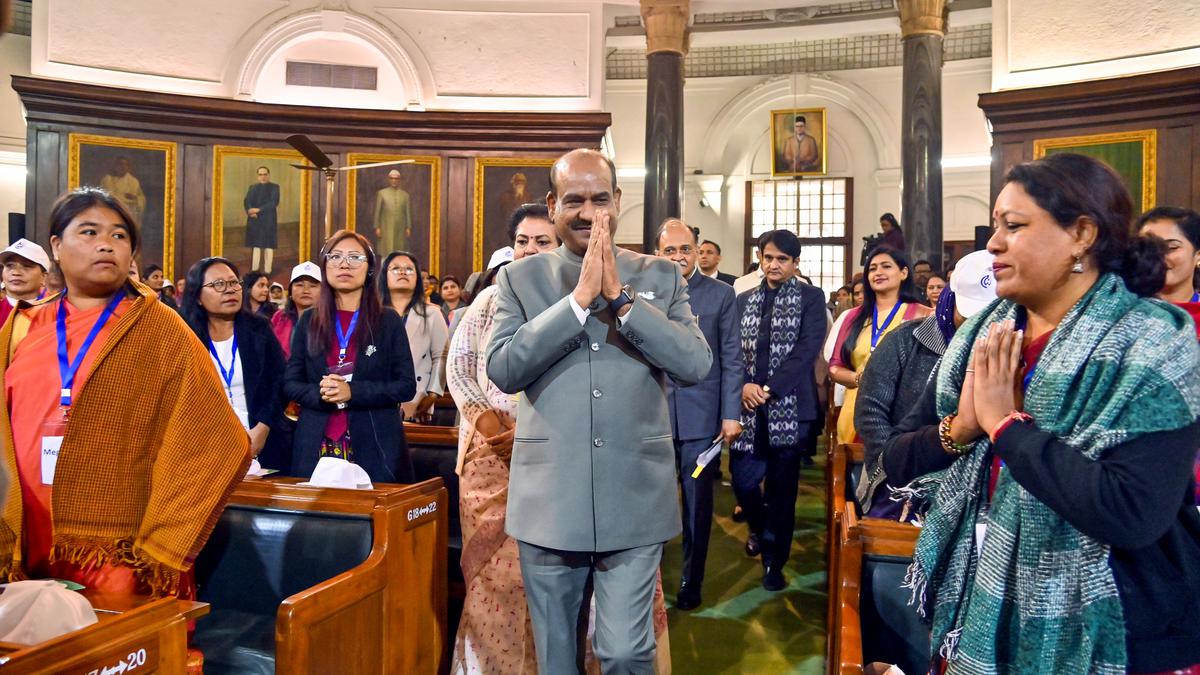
left=640, top=0, right=689, bottom=250
left=899, top=0, right=946, bottom=271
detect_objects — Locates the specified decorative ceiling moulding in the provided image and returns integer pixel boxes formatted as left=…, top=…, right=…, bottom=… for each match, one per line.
left=606, top=23, right=991, bottom=79
left=236, top=9, right=432, bottom=108
left=609, top=0, right=988, bottom=35
left=700, top=73, right=897, bottom=172
left=11, top=76, right=611, bottom=150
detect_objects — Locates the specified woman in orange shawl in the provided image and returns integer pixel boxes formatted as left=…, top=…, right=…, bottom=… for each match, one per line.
left=0, top=187, right=249, bottom=597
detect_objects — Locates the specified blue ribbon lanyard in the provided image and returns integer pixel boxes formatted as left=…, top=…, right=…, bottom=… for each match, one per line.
left=1191, top=291, right=1199, bottom=303
left=335, top=310, right=360, bottom=364
left=56, top=292, right=124, bottom=408
left=870, top=302, right=903, bottom=352
left=207, top=333, right=239, bottom=400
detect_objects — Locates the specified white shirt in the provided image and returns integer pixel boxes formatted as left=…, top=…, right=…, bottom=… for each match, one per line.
left=210, top=336, right=251, bottom=430
left=568, top=294, right=634, bottom=326
left=733, top=270, right=765, bottom=295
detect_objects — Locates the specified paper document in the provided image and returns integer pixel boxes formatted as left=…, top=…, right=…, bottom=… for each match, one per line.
left=691, top=438, right=724, bottom=479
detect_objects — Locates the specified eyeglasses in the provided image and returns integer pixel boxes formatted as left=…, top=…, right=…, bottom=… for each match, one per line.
left=388, top=266, right=417, bottom=276
left=660, top=245, right=695, bottom=256
left=325, top=252, right=369, bottom=267
left=202, top=279, right=243, bottom=293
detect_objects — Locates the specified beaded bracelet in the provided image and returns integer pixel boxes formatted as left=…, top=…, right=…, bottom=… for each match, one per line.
left=939, top=414, right=973, bottom=456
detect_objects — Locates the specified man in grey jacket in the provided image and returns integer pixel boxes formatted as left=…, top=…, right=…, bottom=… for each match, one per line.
left=487, top=149, right=712, bottom=674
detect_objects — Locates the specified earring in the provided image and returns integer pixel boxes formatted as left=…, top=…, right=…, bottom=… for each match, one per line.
left=1071, top=253, right=1084, bottom=274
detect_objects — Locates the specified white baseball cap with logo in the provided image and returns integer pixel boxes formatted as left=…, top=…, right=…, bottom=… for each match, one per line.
left=950, top=249, right=998, bottom=318
left=0, top=239, right=51, bottom=272
left=290, top=261, right=322, bottom=285
left=487, top=246, right=514, bottom=270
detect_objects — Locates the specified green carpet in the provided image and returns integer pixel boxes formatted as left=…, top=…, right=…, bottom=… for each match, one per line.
left=660, top=453, right=828, bottom=674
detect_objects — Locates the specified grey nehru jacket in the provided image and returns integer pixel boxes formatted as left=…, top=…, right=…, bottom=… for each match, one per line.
left=486, top=244, right=713, bottom=552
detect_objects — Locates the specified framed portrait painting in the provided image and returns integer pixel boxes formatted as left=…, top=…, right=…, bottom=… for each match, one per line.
left=771, top=108, right=827, bottom=177
left=1033, top=129, right=1157, bottom=212
left=212, top=146, right=312, bottom=279
left=67, top=133, right=177, bottom=276
left=473, top=157, right=554, bottom=271
left=345, top=153, right=442, bottom=275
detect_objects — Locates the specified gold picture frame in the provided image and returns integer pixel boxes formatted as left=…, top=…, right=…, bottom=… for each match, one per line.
left=67, top=133, right=177, bottom=277
left=473, top=157, right=555, bottom=271
left=345, top=153, right=442, bottom=276
left=771, top=108, right=828, bottom=177
left=212, top=145, right=312, bottom=277
left=1033, top=129, right=1157, bottom=212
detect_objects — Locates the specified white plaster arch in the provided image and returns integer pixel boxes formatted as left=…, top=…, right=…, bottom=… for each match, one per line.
left=233, top=10, right=434, bottom=106
left=701, top=73, right=898, bottom=174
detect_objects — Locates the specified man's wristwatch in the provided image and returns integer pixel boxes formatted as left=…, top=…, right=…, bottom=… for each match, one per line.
left=609, top=284, right=634, bottom=315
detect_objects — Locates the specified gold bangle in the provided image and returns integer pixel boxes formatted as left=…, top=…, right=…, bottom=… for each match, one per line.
left=939, top=414, right=972, bottom=456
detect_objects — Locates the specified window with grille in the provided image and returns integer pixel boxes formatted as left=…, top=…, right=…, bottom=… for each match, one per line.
left=745, top=178, right=853, bottom=296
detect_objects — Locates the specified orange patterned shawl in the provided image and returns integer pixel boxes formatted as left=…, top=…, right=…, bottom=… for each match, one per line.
left=0, top=282, right=249, bottom=596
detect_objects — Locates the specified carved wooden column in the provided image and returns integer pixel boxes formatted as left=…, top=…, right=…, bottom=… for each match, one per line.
left=899, top=0, right=946, bottom=270
left=640, top=0, right=689, bottom=248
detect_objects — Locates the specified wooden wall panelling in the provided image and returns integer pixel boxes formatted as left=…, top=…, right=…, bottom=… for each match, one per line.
left=32, top=128, right=61, bottom=243
left=445, top=156, right=472, bottom=279
left=978, top=65, right=1200, bottom=211
left=13, top=75, right=610, bottom=280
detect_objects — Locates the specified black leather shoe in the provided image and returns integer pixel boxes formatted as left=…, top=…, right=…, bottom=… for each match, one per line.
left=744, top=533, right=761, bottom=557
left=762, top=566, right=786, bottom=592
left=731, top=505, right=746, bottom=522
left=800, top=455, right=815, bottom=467
left=675, top=583, right=702, bottom=611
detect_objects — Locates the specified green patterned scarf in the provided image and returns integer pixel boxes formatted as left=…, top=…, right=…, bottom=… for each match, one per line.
left=904, top=273, right=1200, bottom=674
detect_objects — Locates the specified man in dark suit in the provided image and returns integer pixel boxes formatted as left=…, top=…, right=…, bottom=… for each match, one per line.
left=697, top=239, right=737, bottom=285
left=732, top=229, right=827, bottom=591
left=655, top=220, right=744, bottom=611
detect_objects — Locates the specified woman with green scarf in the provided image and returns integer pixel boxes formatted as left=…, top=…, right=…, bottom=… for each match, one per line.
left=881, top=153, right=1200, bottom=674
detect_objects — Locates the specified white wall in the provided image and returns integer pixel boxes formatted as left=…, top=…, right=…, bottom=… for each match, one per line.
left=31, top=1, right=607, bottom=112
left=605, top=59, right=994, bottom=272
left=0, top=35, right=31, bottom=242
left=993, top=0, right=1200, bottom=90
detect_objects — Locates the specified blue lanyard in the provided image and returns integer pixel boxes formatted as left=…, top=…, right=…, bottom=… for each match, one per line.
left=335, top=310, right=360, bottom=363
left=870, top=302, right=903, bottom=351
left=1191, top=292, right=1199, bottom=303
left=56, top=293, right=124, bottom=407
left=207, top=333, right=238, bottom=399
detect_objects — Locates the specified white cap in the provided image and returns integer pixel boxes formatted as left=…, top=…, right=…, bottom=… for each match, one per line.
left=487, top=246, right=514, bottom=270
left=162, top=278, right=175, bottom=289
left=269, top=281, right=284, bottom=291
left=0, top=239, right=50, bottom=272
left=950, top=250, right=998, bottom=318
left=387, top=169, right=401, bottom=178
left=290, top=261, right=321, bottom=284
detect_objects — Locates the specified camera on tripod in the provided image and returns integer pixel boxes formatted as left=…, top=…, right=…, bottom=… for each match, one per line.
left=860, top=233, right=883, bottom=266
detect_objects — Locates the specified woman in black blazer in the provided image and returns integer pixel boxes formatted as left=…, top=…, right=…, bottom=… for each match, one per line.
left=182, top=256, right=288, bottom=470
left=284, top=230, right=417, bottom=483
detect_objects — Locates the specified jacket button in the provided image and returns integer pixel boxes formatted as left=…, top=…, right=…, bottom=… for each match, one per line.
left=592, top=389, right=602, bottom=398
left=590, top=342, right=600, bottom=352
left=593, top=438, right=604, bottom=447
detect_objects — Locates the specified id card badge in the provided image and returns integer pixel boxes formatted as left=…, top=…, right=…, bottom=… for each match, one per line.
left=328, top=360, right=355, bottom=383
left=40, top=413, right=68, bottom=485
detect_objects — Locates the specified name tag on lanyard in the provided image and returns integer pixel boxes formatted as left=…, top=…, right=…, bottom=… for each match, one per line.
left=40, top=415, right=67, bottom=485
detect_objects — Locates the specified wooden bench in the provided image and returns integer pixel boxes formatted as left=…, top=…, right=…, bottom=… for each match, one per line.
left=192, top=478, right=447, bottom=674
left=832, top=510, right=927, bottom=675
left=406, top=422, right=464, bottom=602
left=826, top=442, right=859, bottom=674
left=0, top=596, right=204, bottom=674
